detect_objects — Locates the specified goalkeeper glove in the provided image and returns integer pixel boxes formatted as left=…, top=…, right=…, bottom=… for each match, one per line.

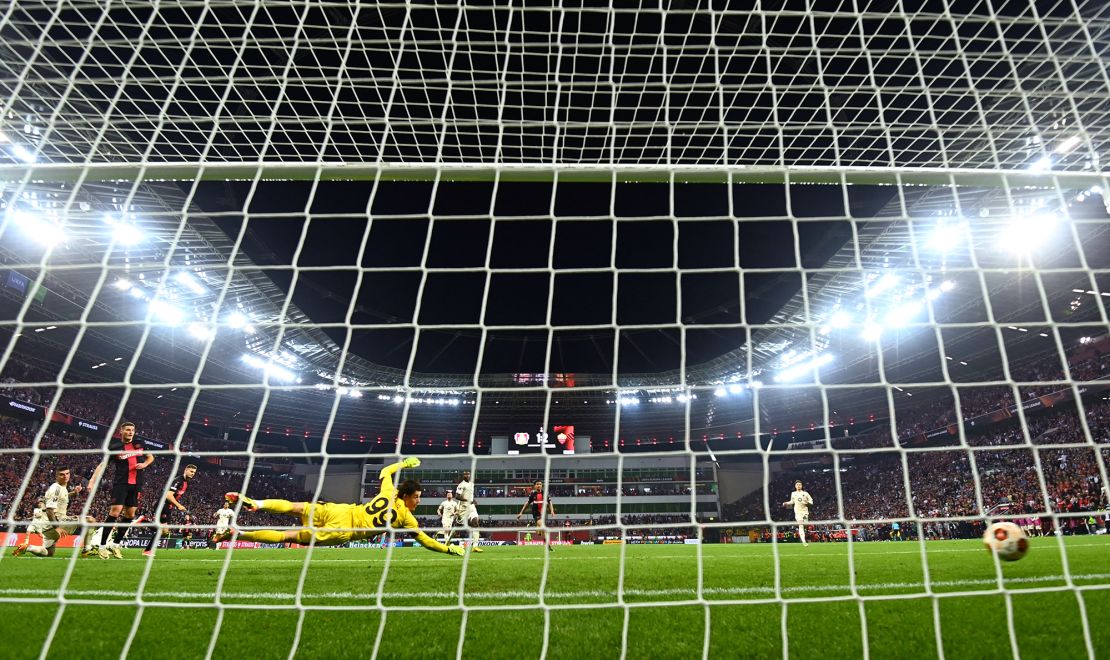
left=401, top=457, right=421, bottom=469
left=447, top=544, right=464, bottom=556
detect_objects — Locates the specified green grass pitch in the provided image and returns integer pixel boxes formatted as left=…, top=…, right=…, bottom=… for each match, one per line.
left=2, top=538, right=1107, bottom=659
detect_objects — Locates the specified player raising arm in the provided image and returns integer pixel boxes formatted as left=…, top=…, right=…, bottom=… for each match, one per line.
left=217, top=458, right=464, bottom=556
left=783, top=481, right=814, bottom=547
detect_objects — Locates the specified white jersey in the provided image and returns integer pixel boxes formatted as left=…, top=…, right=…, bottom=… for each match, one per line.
left=788, top=490, right=813, bottom=514
left=455, top=480, right=478, bottom=519
left=437, top=499, right=459, bottom=520
left=215, top=507, right=234, bottom=529
left=29, top=506, right=49, bottom=534
left=44, top=482, right=70, bottom=518
left=455, top=480, right=474, bottom=504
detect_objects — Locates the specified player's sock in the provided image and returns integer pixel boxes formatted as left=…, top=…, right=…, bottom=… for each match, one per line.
left=116, top=516, right=133, bottom=544
left=257, top=499, right=295, bottom=514
left=240, top=530, right=286, bottom=543
left=101, top=515, right=118, bottom=546
left=82, top=526, right=97, bottom=549
left=145, top=531, right=158, bottom=551
left=27, top=545, right=48, bottom=557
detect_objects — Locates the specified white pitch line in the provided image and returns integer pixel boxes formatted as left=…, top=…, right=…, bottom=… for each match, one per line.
left=58, top=540, right=1108, bottom=563
left=1, top=573, right=1108, bottom=602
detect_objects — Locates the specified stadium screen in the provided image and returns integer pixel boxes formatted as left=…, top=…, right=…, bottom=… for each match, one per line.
left=496, top=425, right=579, bottom=455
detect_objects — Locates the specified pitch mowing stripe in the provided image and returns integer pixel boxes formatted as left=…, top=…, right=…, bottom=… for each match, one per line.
left=2, top=572, right=1108, bottom=602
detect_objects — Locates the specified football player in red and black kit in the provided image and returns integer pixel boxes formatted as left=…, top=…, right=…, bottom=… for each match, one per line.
left=516, top=480, right=557, bottom=550
left=89, top=421, right=153, bottom=559
left=144, top=464, right=196, bottom=556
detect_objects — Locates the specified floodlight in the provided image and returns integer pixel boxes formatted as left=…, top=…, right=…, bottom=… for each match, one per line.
left=226, top=311, right=249, bottom=328
left=828, top=310, right=852, bottom=328
left=187, top=323, right=214, bottom=340
left=861, top=322, right=884, bottom=341
left=865, top=273, right=899, bottom=298
left=148, top=299, right=184, bottom=326
left=9, top=143, right=36, bottom=163
left=113, top=223, right=143, bottom=245
left=728, top=384, right=744, bottom=394
left=1054, top=135, right=1081, bottom=154
left=927, top=222, right=966, bottom=252
left=175, top=272, right=206, bottom=294
left=774, top=353, right=834, bottom=382
left=714, top=387, right=727, bottom=397
left=999, top=214, right=1058, bottom=254
left=112, top=278, right=132, bottom=291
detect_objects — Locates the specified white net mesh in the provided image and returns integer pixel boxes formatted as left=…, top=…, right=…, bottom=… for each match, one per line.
left=1, top=1, right=1109, bottom=658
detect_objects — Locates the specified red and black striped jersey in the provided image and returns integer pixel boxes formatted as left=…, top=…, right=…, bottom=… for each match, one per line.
left=108, top=438, right=145, bottom=486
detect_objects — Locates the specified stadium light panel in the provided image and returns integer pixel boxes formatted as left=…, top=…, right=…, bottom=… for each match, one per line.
left=112, top=223, right=143, bottom=245
left=149, top=300, right=183, bottom=325
left=927, top=221, right=967, bottom=252
left=149, top=299, right=185, bottom=326
left=175, top=272, right=206, bottom=294
left=1026, top=155, right=1052, bottom=172
left=999, top=214, right=1058, bottom=254
left=1054, top=135, right=1081, bottom=154
left=940, top=280, right=956, bottom=292
left=865, top=273, right=899, bottom=298
left=861, top=322, right=884, bottom=341
left=728, top=384, right=744, bottom=394
left=8, top=143, right=36, bottom=163
left=714, top=387, right=727, bottom=397
left=774, top=353, right=834, bottom=382
left=128, top=286, right=145, bottom=299
left=828, top=310, right=852, bottom=328
left=884, top=301, right=924, bottom=327
left=226, top=311, right=249, bottom=328
left=187, top=322, right=214, bottom=340
left=112, top=278, right=132, bottom=290
left=9, top=210, right=63, bottom=246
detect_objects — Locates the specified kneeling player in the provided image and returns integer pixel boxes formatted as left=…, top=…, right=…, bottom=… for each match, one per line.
left=216, top=458, right=464, bottom=556
left=13, top=468, right=97, bottom=558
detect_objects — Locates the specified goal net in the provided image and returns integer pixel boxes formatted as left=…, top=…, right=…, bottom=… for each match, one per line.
left=1, top=1, right=1108, bottom=657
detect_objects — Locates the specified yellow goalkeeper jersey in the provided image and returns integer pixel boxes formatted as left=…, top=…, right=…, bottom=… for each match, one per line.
left=350, top=460, right=451, bottom=554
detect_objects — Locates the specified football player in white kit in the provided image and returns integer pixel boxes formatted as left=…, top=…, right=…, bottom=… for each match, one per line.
left=26, top=498, right=48, bottom=543
left=437, top=490, right=459, bottom=543
left=12, top=467, right=98, bottom=557
left=212, top=500, right=235, bottom=546
left=453, top=470, right=483, bottom=552
left=783, top=480, right=814, bottom=546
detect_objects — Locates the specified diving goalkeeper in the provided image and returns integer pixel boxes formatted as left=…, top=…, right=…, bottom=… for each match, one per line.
left=216, top=458, right=463, bottom=556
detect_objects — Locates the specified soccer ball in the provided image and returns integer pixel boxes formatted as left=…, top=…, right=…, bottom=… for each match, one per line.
left=982, top=521, right=1029, bottom=561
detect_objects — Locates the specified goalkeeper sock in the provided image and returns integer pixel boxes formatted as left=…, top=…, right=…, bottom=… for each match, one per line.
left=240, top=530, right=287, bottom=543
left=257, top=499, right=295, bottom=514
left=100, top=515, right=118, bottom=546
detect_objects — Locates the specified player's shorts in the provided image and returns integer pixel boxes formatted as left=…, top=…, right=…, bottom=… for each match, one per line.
left=297, top=502, right=357, bottom=546
left=42, top=516, right=81, bottom=548
left=795, top=511, right=810, bottom=523
left=215, top=525, right=230, bottom=536
left=27, top=522, right=47, bottom=535
left=110, top=482, right=141, bottom=507
left=455, top=502, right=478, bottom=522
left=158, top=509, right=176, bottom=526
left=440, top=516, right=454, bottom=529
